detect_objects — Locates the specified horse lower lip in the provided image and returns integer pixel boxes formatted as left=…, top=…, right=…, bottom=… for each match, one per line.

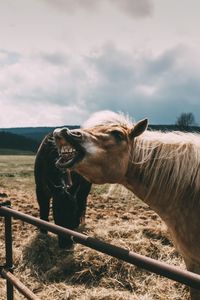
left=56, top=151, right=80, bottom=168
left=62, top=154, right=76, bottom=163
left=56, top=157, right=74, bottom=168
left=55, top=140, right=85, bottom=168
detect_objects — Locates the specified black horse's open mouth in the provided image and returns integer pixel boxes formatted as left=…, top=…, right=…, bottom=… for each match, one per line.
left=53, top=128, right=85, bottom=169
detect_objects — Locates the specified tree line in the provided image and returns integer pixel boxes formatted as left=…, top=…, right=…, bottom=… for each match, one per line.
left=175, top=112, right=197, bottom=129
left=0, top=113, right=198, bottom=153
left=0, top=131, right=39, bottom=152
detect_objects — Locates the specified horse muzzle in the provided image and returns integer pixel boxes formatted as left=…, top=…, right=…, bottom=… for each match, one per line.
left=53, top=128, right=85, bottom=169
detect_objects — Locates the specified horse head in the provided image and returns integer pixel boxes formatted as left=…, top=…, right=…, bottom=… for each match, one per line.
left=54, top=111, right=148, bottom=184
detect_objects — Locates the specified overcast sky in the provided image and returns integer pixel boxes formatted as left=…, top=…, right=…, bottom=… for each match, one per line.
left=0, top=0, right=200, bottom=127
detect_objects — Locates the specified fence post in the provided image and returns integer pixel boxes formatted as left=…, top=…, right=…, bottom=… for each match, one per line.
left=4, top=202, right=14, bottom=300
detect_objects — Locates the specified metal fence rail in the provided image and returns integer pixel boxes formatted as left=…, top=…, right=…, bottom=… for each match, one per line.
left=1, top=269, right=40, bottom=300
left=1, top=202, right=200, bottom=300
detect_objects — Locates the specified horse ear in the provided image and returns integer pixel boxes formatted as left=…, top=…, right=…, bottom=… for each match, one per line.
left=130, top=118, right=148, bottom=138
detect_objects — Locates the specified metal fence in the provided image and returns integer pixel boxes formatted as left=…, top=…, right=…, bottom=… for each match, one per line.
left=1, top=200, right=200, bottom=300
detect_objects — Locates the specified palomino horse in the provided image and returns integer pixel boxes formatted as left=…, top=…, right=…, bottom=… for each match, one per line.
left=34, top=132, right=91, bottom=248
left=53, top=111, right=200, bottom=299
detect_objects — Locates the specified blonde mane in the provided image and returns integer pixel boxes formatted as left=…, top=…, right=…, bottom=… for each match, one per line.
left=83, top=110, right=200, bottom=202
left=70, top=110, right=200, bottom=296
left=82, top=110, right=133, bottom=128
left=133, top=130, right=200, bottom=201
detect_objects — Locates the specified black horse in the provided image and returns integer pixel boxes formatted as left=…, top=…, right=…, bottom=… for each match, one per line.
left=34, top=132, right=92, bottom=248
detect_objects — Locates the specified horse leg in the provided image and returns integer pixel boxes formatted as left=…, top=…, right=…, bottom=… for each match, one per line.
left=184, top=258, right=200, bottom=300
left=36, top=186, right=51, bottom=234
left=52, top=191, right=76, bottom=249
left=75, top=180, right=92, bottom=226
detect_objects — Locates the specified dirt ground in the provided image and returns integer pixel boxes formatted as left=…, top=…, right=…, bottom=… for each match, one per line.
left=0, top=155, right=189, bottom=299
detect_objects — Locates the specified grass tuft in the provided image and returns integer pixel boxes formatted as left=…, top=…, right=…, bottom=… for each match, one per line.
left=0, top=155, right=189, bottom=299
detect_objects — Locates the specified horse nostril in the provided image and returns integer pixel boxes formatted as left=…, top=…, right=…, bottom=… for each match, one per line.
left=53, top=128, right=61, bottom=136
left=53, top=127, right=83, bottom=141
left=61, top=128, right=69, bottom=135
left=71, top=130, right=82, bottom=138
left=53, top=127, right=69, bottom=137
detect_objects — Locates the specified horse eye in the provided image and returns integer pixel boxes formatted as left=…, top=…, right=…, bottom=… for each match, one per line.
left=111, top=130, right=124, bottom=141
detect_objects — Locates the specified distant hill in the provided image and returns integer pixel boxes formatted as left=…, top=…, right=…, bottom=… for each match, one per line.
left=150, top=124, right=200, bottom=132
left=0, top=131, right=39, bottom=153
left=1, top=125, right=79, bottom=142
left=1, top=124, right=200, bottom=154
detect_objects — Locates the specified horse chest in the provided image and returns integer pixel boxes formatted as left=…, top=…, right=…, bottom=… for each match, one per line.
left=165, top=208, right=200, bottom=262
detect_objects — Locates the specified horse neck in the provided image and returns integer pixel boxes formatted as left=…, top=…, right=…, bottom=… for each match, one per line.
left=123, top=153, right=157, bottom=208
left=122, top=131, right=200, bottom=217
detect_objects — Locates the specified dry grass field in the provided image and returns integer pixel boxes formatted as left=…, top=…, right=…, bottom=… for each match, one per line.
left=0, top=155, right=189, bottom=299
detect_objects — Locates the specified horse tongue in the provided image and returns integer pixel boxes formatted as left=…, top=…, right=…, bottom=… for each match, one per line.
left=66, top=169, right=72, bottom=188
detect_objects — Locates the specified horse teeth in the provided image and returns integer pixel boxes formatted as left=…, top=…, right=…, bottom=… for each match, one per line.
left=61, top=146, right=76, bottom=156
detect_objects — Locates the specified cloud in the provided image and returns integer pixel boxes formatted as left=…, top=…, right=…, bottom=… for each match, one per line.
left=1, top=44, right=200, bottom=127
left=0, top=51, right=91, bottom=107
left=0, top=101, right=88, bottom=127
left=41, top=0, right=153, bottom=18
left=113, top=0, right=153, bottom=18
left=0, top=50, right=21, bottom=66
left=83, top=44, right=200, bottom=124
left=42, top=0, right=97, bottom=13
left=39, top=52, right=69, bottom=66
left=0, top=50, right=96, bottom=126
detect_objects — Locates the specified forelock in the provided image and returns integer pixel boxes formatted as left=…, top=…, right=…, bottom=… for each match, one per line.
left=82, top=110, right=133, bottom=128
